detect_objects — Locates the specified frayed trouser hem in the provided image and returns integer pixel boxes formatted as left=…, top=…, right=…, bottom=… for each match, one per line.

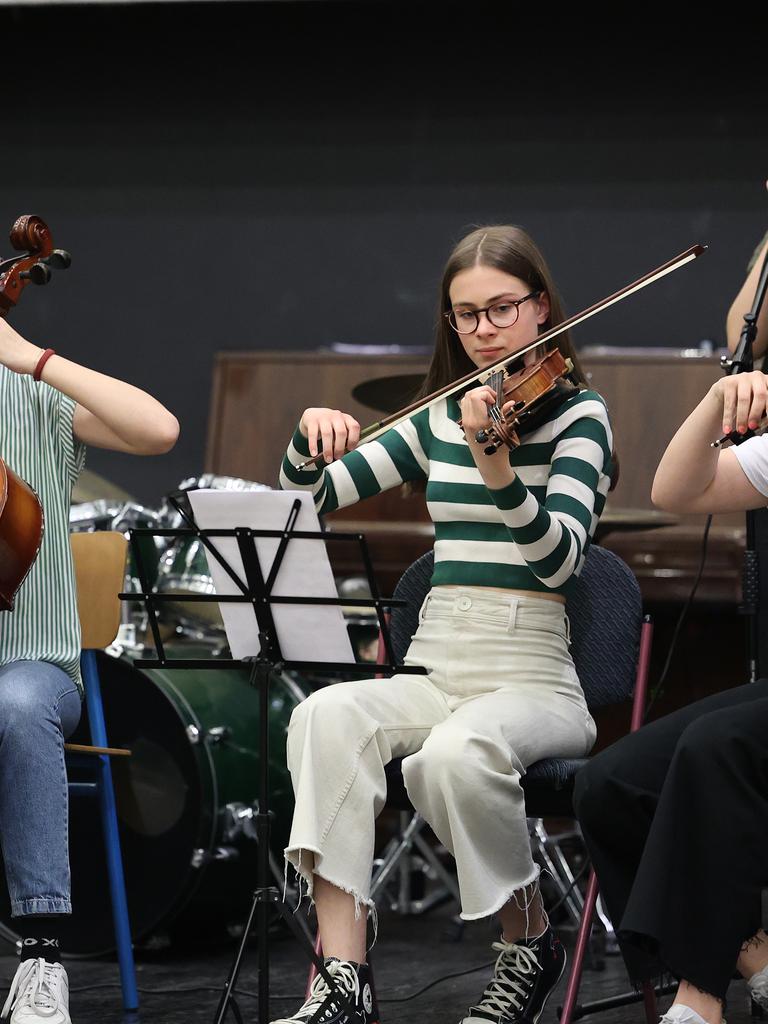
left=459, top=863, right=542, bottom=925
left=283, top=845, right=378, bottom=948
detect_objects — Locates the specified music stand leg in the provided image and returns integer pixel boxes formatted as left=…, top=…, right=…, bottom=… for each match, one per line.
left=213, top=659, right=361, bottom=1024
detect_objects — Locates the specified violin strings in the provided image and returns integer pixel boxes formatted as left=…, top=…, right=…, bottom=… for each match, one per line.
left=488, top=371, right=504, bottom=425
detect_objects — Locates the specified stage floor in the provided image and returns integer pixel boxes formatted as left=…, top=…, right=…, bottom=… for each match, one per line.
left=0, top=904, right=758, bottom=1023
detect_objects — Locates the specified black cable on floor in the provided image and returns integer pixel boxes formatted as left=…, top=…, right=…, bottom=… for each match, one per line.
left=63, top=958, right=497, bottom=1004
left=4, top=859, right=593, bottom=1006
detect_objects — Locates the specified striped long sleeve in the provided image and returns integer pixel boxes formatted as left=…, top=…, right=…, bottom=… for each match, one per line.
left=279, top=412, right=430, bottom=513
left=487, top=393, right=613, bottom=589
left=279, top=389, right=612, bottom=597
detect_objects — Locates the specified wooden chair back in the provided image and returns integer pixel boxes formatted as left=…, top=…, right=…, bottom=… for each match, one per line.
left=70, top=531, right=128, bottom=650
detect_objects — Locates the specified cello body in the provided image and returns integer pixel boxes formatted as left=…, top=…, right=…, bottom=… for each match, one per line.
left=0, top=458, right=44, bottom=611
left=0, top=215, right=69, bottom=611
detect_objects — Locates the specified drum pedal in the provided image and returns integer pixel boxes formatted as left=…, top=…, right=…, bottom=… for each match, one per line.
left=186, top=723, right=232, bottom=745
left=191, top=846, right=240, bottom=869
left=223, top=801, right=264, bottom=844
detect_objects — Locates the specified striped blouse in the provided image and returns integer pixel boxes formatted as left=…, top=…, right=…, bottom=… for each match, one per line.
left=0, top=366, right=86, bottom=689
left=280, top=389, right=613, bottom=595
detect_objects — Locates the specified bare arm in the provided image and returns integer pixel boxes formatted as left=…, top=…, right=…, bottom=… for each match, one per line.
left=727, top=193, right=768, bottom=357
left=0, top=319, right=179, bottom=455
left=652, top=371, right=768, bottom=514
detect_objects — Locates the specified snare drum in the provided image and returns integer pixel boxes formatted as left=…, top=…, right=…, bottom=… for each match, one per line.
left=155, top=476, right=272, bottom=635
left=155, top=534, right=225, bottom=633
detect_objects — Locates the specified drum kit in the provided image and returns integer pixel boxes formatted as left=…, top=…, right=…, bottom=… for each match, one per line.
left=0, top=475, right=378, bottom=957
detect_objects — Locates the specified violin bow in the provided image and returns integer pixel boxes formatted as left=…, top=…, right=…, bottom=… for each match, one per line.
left=297, top=243, right=707, bottom=470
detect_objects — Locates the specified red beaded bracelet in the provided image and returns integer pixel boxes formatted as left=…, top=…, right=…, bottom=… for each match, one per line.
left=33, top=348, right=56, bottom=382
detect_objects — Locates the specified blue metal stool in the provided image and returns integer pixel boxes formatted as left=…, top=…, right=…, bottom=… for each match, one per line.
left=67, top=531, right=139, bottom=1018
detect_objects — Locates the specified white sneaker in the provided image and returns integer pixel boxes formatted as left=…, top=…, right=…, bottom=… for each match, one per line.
left=750, top=964, right=768, bottom=1010
left=659, top=1005, right=726, bottom=1024
left=1, top=959, right=71, bottom=1023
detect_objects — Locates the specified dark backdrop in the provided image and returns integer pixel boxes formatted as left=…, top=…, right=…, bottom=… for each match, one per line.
left=1, top=1, right=766, bottom=502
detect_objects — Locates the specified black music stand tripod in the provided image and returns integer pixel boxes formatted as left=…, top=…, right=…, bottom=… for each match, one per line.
left=124, top=495, right=425, bottom=1024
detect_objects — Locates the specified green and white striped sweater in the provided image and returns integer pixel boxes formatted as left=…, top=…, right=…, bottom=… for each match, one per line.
left=0, top=366, right=86, bottom=689
left=280, top=389, right=613, bottom=595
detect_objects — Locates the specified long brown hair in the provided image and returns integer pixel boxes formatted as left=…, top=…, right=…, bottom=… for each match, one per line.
left=417, top=224, right=586, bottom=399
left=415, top=225, right=619, bottom=489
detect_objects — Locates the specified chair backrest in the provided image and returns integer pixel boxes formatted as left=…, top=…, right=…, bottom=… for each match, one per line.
left=389, top=545, right=642, bottom=711
left=70, top=531, right=128, bottom=650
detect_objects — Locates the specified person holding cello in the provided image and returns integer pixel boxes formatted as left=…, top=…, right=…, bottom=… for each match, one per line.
left=0, top=300, right=178, bottom=1024
left=273, top=225, right=615, bottom=1024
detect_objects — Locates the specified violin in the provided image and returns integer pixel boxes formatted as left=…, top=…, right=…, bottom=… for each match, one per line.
left=296, top=244, right=707, bottom=471
left=463, top=348, right=578, bottom=453
left=0, top=215, right=71, bottom=610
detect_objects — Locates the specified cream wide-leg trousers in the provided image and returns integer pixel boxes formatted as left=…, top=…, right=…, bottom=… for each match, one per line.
left=285, top=586, right=597, bottom=921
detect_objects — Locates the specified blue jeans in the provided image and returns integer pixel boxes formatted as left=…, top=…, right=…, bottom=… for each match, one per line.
left=0, top=661, right=81, bottom=916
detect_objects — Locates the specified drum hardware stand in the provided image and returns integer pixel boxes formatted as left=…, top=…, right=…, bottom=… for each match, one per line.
left=122, top=493, right=425, bottom=1024
left=221, top=802, right=294, bottom=896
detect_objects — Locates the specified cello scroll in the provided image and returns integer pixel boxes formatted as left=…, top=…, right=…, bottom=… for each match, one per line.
left=0, top=215, right=71, bottom=316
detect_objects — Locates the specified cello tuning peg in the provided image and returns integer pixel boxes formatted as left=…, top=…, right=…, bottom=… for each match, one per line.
left=20, top=263, right=51, bottom=286
left=40, top=250, right=71, bottom=270
left=475, top=429, right=489, bottom=444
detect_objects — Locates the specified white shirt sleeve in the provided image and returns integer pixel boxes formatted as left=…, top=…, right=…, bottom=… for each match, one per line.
left=731, top=435, right=768, bottom=497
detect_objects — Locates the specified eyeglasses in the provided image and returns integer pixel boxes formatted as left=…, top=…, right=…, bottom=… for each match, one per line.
left=445, top=290, right=541, bottom=335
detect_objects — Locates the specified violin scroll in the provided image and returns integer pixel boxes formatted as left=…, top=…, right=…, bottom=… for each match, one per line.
left=0, top=215, right=71, bottom=316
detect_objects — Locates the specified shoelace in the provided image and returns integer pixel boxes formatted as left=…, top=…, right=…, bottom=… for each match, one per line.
left=271, top=960, right=360, bottom=1024
left=1, top=958, right=65, bottom=1019
left=469, top=940, right=541, bottom=1016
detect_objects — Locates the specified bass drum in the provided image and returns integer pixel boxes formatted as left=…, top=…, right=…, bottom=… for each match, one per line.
left=0, top=647, right=307, bottom=955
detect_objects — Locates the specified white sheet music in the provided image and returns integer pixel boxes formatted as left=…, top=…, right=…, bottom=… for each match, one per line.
left=187, top=489, right=355, bottom=663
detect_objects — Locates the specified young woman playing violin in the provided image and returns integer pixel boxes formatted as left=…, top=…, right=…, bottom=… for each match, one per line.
left=0, top=315, right=178, bottom=1024
left=274, top=225, right=614, bottom=1024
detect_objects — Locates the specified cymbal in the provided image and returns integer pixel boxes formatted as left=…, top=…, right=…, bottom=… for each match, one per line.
left=72, top=469, right=136, bottom=504
left=594, top=507, right=679, bottom=541
left=351, top=374, right=425, bottom=414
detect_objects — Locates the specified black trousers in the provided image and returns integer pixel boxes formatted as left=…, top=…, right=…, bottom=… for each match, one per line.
left=573, top=680, right=768, bottom=1001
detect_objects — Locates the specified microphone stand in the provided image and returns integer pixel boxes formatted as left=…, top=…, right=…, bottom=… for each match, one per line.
left=719, top=244, right=768, bottom=683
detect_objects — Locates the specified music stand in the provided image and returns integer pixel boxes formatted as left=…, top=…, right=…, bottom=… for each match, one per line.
left=121, top=491, right=426, bottom=1024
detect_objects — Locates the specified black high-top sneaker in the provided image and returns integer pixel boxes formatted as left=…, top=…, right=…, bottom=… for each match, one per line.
left=460, top=926, right=566, bottom=1023
left=271, top=958, right=379, bottom=1024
